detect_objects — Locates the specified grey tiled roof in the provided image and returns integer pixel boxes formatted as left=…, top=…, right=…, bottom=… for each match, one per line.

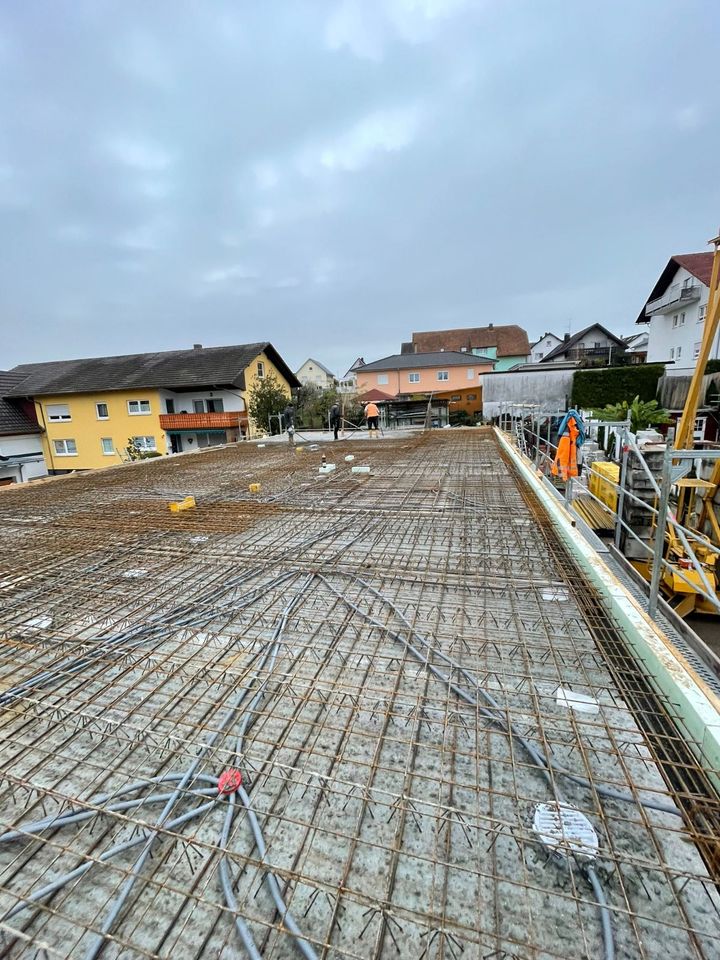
left=357, top=351, right=492, bottom=372
left=5, top=342, right=300, bottom=396
left=0, top=371, right=42, bottom=436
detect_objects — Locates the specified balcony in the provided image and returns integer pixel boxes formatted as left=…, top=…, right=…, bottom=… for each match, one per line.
left=565, top=346, right=625, bottom=366
left=646, top=282, right=701, bottom=316
left=159, top=412, right=247, bottom=431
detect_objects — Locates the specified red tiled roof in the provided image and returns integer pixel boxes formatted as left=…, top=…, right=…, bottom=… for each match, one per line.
left=673, top=253, right=715, bottom=287
left=358, top=389, right=394, bottom=403
left=411, top=324, right=530, bottom=358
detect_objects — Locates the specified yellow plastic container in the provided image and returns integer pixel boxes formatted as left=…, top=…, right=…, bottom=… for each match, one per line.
left=249, top=482, right=262, bottom=494
left=168, top=495, right=196, bottom=513
left=588, top=461, right=619, bottom=512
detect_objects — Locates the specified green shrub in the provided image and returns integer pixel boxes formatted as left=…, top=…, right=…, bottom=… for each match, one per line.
left=705, top=360, right=720, bottom=375
left=571, top=364, right=664, bottom=408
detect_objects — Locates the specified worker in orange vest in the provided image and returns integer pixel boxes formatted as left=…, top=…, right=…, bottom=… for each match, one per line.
left=551, top=409, right=585, bottom=481
left=364, top=401, right=380, bottom=438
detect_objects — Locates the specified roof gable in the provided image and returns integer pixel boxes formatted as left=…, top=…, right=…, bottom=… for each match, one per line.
left=636, top=252, right=714, bottom=323
left=297, top=357, right=336, bottom=378
left=541, top=324, right=626, bottom=362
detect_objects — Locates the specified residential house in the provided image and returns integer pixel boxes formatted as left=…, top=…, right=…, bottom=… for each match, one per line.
left=636, top=253, right=715, bottom=376
left=623, top=331, right=649, bottom=364
left=0, top=371, right=47, bottom=484
left=4, top=342, right=299, bottom=473
left=539, top=324, right=626, bottom=366
left=356, top=351, right=494, bottom=419
left=406, top=324, right=530, bottom=371
left=295, top=358, right=338, bottom=391
left=529, top=332, right=563, bottom=363
left=338, top=357, right=364, bottom=395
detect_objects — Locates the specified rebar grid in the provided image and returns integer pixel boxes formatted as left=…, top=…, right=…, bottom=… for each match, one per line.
left=0, top=431, right=718, bottom=959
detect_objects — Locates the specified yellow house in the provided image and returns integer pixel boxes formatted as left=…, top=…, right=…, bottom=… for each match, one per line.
left=5, top=342, right=299, bottom=473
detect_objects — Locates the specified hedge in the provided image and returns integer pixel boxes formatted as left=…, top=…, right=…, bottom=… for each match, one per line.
left=570, top=363, right=665, bottom=409
left=705, top=360, right=720, bottom=375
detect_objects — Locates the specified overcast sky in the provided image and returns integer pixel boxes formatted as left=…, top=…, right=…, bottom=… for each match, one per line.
left=1, top=1, right=718, bottom=375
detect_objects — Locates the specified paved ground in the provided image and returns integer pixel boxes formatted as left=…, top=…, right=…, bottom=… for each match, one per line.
left=0, top=430, right=718, bottom=959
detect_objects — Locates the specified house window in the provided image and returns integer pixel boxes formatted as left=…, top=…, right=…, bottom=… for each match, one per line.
left=450, top=395, right=461, bottom=402
left=536, top=352, right=544, bottom=360
left=132, top=436, right=156, bottom=451
left=128, top=400, right=151, bottom=415
left=377, top=374, right=389, bottom=385
left=165, top=398, right=175, bottom=413
left=257, top=361, right=265, bottom=379
left=670, top=348, right=675, bottom=360
left=101, top=438, right=114, bottom=455
left=694, top=417, right=707, bottom=440
left=672, top=314, right=678, bottom=328
left=683, top=277, right=694, bottom=290
left=694, top=342, right=701, bottom=359
left=96, top=402, right=109, bottom=420
left=46, top=403, right=71, bottom=422
left=699, top=305, right=707, bottom=323
left=193, top=398, right=225, bottom=413
left=460, top=347, right=467, bottom=352
left=53, top=439, right=77, bottom=456
left=680, top=312, right=686, bottom=326
left=408, top=373, right=420, bottom=383
left=466, top=368, right=475, bottom=380
left=437, top=371, right=449, bottom=381
left=467, top=393, right=477, bottom=401
left=676, top=345, right=682, bottom=359
left=593, top=341, right=601, bottom=348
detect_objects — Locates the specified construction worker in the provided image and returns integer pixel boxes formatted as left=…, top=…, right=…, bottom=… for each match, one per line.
left=330, top=402, right=341, bottom=440
left=364, top=401, right=380, bottom=438
left=551, top=409, right=585, bottom=482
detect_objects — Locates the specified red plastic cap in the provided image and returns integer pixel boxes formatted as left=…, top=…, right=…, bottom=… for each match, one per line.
left=218, top=768, right=243, bottom=794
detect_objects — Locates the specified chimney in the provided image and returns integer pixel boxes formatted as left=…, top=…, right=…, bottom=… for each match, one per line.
left=488, top=323, right=494, bottom=330
left=193, top=343, right=203, bottom=350
left=563, top=333, right=570, bottom=342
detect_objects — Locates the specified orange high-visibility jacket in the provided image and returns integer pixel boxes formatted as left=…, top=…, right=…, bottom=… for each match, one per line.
left=365, top=403, right=379, bottom=418
left=551, top=415, right=579, bottom=480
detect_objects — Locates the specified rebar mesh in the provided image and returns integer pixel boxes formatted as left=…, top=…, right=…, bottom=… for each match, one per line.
left=0, top=430, right=718, bottom=959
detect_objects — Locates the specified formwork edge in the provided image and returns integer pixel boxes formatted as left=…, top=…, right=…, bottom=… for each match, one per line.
left=495, top=427, right=720, bottom=789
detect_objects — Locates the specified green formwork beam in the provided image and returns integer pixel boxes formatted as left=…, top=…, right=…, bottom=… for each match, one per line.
left=496, top=428, right=720, bottom=792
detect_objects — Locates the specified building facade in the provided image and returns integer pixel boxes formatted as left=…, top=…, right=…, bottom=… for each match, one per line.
left=636, top=253, right=715, bottom=376
left=407, top=324, right=530, bottom=371
left=0, top=371, right=47, bottom=484
left=295, top=358, right=338, bottom=390
left=356, top=351, right=494, bottom=399
left=529, top=332, right=563, bottom=363
left=5, top=343, right=299, bottom=472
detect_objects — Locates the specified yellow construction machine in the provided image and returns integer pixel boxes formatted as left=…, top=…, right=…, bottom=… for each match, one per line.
left=634, top=232, right=720, bottom=616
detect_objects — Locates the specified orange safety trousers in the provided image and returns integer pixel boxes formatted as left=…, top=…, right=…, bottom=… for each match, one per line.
left=551, top=417, right=579, bottom=480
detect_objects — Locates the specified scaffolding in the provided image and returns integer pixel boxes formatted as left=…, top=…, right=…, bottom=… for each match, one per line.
left=0, top=430, right=718, bottom=958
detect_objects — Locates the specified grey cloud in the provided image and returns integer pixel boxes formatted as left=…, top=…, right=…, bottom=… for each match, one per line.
left=0, top=0, right=719, bottom=377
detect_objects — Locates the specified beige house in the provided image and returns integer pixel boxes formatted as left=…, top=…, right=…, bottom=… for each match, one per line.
left=296, top=358, right=338, bottom=390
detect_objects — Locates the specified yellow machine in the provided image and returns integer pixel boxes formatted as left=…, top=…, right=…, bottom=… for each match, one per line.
left=635, top=232, right=720, bottom=616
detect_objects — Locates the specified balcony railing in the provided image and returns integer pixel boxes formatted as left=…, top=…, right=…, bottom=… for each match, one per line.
left=565, top=347, right=625, bottom=364
left=159, top=412, right=247, bottom=430
left=646, top=282, right=701, bottom=316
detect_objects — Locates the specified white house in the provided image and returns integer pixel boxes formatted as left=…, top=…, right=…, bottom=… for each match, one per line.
left=529, top=332, right=562, bottom=363
left=636, top=253, right=715, bottom=376
left=0, top=371, right=47, bottom=484
left=296, top=358, right=338, bottom=391
left=539, top=323, right=627, bottom=365
left=338, top=356, right=364, bottom=394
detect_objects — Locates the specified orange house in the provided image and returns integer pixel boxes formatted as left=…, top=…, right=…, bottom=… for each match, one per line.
left=356, top=351, right=493, bottom=412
